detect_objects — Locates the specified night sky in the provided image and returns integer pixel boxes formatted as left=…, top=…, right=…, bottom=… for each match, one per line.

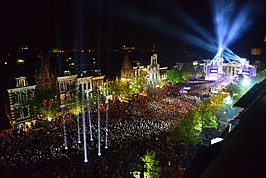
left=1, top=0, right=266, bottom=57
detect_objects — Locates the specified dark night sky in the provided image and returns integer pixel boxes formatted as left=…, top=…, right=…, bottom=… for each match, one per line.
left=1, top=0, right=266, bottom=57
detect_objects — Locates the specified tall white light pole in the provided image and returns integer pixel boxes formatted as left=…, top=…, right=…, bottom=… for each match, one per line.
left=62, top=107, right=68, bottom=150
left=105, top=99, right=109, bottom=149
left=59, top=91, right=67, bottom=150
left=76, top=83, right=81, bottom=144
left=97, top=94, right=101, bottom=156
left=77, top=114, right=81, bottom=144
left=87, top=92, right=93, bottom=142
left=82, top=93, right=88, bottom=162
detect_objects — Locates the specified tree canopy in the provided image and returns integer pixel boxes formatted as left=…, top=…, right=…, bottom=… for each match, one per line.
left=170, top=92, right=226, bottom=145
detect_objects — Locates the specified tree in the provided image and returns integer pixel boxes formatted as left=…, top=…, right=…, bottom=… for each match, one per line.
left=228, top=83, right=246, bottom=104
left=170, top=92, right=226, bottom=145
left=166, top=69, right=181, bottom=83
left=129, top=74, right=147, bottom=95
left=142, top=150, right=161, bottom=178
left=253, top=68, right=266, bottom=83
left=107, top=78, right=133, bottom=99
left=180, top=63, right=195, bottom=82
left=32, top=89, right=61, bottom=119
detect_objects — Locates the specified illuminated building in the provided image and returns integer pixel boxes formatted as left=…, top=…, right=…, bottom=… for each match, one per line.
left=57, top=72, right=105, bottom=102
left=250, top=48, right=263, bottom=56
left=7, top=77, right=36, bottom=129
left=205, top=57, right=256, bottom=81
left=205, top=57, right=223, bottom=81
left=120, top=55, right=133, bottom=82
left=147, top=54, right=161, bottom=85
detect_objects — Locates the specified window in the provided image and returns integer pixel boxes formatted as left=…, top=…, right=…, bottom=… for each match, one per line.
left=14, top=109, right=21, bottom=119
left=84, top=83, right=87, bottom=90
left=23, top=107, right=29, bottom=117
left=79, top=84, right=82, bottom=92
left=13, top=95, right=19, bottom=104
left=21, top=93, right=27, bottom=103
left=60, top=83, right=64, bottom=91
left=66, top=83, right=70, bottom=90
left=29, top=91, right=34, bottom=100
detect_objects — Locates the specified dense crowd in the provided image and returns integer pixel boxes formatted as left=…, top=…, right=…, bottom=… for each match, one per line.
left=0, top=84, right=206, bottom=178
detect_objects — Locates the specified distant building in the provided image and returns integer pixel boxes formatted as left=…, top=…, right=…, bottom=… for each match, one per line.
left=250, top=48, right=263, bottom=56
left=133, top=61, right=147, bottom=77
left=124, top=46, right=168, bottom=86
left=147, top=54, right=161, bottom=85
left=120, top=55, right=133, bottom=82
left=205, top=57, right=256, bottom=81
left=57, top=72, right=105, bottom=104
left=35, top=55, right=57, bottom=91
left=7, top=77, right=36, bottom=129
left=159, top=67, right=168, bottom=80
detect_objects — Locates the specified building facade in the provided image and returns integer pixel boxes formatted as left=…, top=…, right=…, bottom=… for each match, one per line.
left=147, top=54, right=161, bottom=85
left=7, top=77, right=36, bottom=129
left=120, top=55, right=134, bottom=82
left=35, top=55, right=57, bottom=91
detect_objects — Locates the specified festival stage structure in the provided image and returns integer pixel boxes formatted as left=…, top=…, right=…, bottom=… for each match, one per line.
left=205, top=57, right=256, bottom=81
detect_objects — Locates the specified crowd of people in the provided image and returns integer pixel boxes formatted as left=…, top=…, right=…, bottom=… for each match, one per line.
left=0, top=84, right=208, bottom=178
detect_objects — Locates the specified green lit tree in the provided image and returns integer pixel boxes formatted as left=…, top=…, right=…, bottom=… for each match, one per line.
left=166, top=69, right=181, bottom=83
left=142, top=150, right=161, bottom=178
left=170, top=92, right=226, bottom=145
left=107, top=78, right=131, bottom=99
left=228, top=83, right=246, bottom=104
left=129, top=74, right=147, bottom=95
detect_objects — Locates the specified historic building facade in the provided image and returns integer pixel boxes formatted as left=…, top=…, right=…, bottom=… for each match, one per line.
left=35, top=55, right=57, bottom=91
left=57, top=74, right=105, bottom=103
left=7, top=77, right=36, bottom=129
left=120, top=55, right=134, bottom=82
left=147, top=54, right=161, bottom=85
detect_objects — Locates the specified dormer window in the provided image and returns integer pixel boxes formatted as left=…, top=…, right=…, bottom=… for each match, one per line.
left=16, top=77, right=27, bottom=87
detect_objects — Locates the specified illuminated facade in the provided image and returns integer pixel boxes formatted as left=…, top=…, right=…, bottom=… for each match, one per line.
left=120, top=55, right=133, bottom=82
left=57, top=74, right=105, bottom=100
left=7, top=77, right=36, bottom=128
left=250, top=48, right=263, bottom=56
left=205, top=57, right=256, bottom=81
left=147, top=54, right=161, bottom=85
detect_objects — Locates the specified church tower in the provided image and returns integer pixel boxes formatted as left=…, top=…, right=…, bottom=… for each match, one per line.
left=147, top=45, right=160, bottom=85
left=35, top=55, right=57, bottom=91
left=120, top=55, right=133, bottom=82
